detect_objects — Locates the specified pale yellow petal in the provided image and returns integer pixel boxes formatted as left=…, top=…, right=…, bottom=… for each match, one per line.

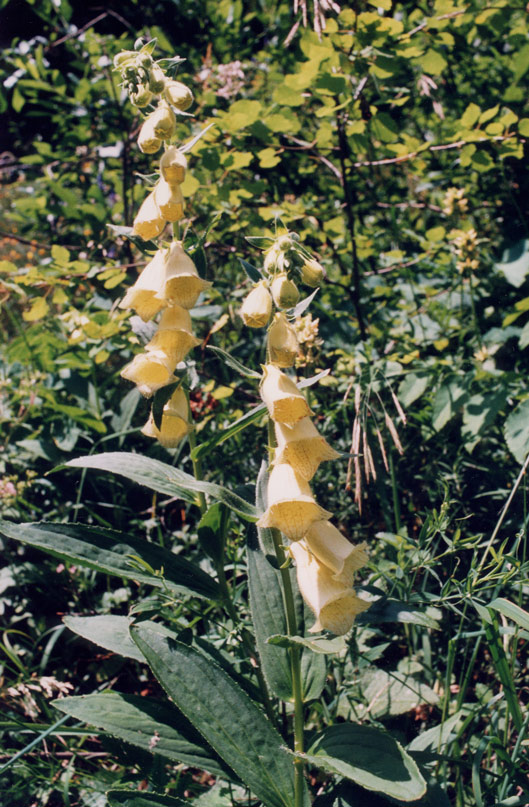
left=275, top=418, right=340, bottom=480
left=257, top=464, right=331, bottom=541
left=304, top=521, right=368, bottom=586
left=260, top=364, right=311, bottom=425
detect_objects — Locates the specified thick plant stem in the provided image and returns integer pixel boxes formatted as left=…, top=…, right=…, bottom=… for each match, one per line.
left=187, top=421, right=207, bottom=515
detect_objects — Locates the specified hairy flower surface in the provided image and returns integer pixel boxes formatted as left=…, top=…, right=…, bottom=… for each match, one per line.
left=141, top=387, right=192, bottom=447
left=154, top=178, right=185, bottom=221
left=120, top=350, right=176, bottom=397
left=290, top=541, right=370, bottom=635
left=260, top=364, right=312, bottom=425
left=146, top=305, right=201, bottom=364
left=240, top=281, right=272, bottom=328
left=160, top=147, right=187, bottom=184
left=274, top=417, right=339, bottom=481
left=304, top=521, right=368, bottom=586
left=271, top=273, right=300, bottom=309
left=119, top=250, right=167, bottom=321
left=132, top=191, right=166, bottom=240
left=267, top=312, right=299, bottom=368
left=159, top=242, right=212, bottom=309
left=257, top=463, right=331, bottom=541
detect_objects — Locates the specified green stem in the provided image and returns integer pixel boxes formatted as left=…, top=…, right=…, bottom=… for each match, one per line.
left=187, top=418, right=207, bottom=515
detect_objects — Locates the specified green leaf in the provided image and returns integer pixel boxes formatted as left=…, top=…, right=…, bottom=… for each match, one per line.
left=207, top=345, right=260, bottom=378
left=398, top=373, right=429, bottom=407
left=66, top=453, right=259, bottom=521
left=504, top=399, right=529, bottom=463
left=197, top=502, right=228, bottom=564
left=131, top=623, right=303, bottom=807
left=63, top=615, right=143, bottom=661
left=107, top=792, right=188, bottom=807
left=151, top=382, right=182, bottom=431
left=495, top=239, right=529, bottom=287
left=408, top=711, right=464, bottom=753
left=239, top=257, right=262, bottom=283
left=460, top=102, right=481, bottom=129
left=298, top=724, right=426, bottom=801
left=432, top=380, right=468, bottom=432
left=357, top=668, right=439, bottom=719
left=190, top=404, right=266, bottom=462
left=356, top=597, right=440, bottom=629
left=53, top=692, right=233, bottom=780
left=267, top=634, right=346, bottom=655
left=419, top=49, right=447, bottom=75
left=0, top=521, right=219, bottom=600
left=462, top=390, right=507, bottom=452
left=489, top=598, right=529, bottom=631
left=519, top=118, right=529, bottom=137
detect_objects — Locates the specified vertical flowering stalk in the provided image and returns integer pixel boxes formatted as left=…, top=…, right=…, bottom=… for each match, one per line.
left=113, top=42, right=211, bottom=450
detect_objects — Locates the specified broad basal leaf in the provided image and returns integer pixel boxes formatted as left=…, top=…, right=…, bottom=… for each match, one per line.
left=63, top=615, right=143, bottom=661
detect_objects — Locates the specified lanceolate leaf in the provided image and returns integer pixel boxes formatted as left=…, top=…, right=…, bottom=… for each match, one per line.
left=489, top=597, right=529, bottom=631
left=53, top=693, right=234, bottom=781
left=107, top=792, right=189, bottom=807
left=190, top=404, right=265, bottom=461
left=65, top=453, right=258, bottom=521
left=63, top=615, right=144, bottom=662
left=297, top=724, right=427, bottom=802
left=131, top=623, right=302, bottom=807
left=207, top=345, right=261, bottom=378
left=0, top=521, right=220, bottom=600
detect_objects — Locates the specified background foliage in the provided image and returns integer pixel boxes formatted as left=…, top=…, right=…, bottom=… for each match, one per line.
left=1, top=0, right=529, bottom=805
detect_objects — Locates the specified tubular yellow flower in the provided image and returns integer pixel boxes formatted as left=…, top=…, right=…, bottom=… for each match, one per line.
left=120, top=350, right=176, bottom=397
left=289, top=541, right=370, bottom=635
left=151, top=101, right=177, bottom=140
left=132, top=191, right=166, bottom=241
left=260, top=364, right=312, bottom=425
left=267, top=312, right=299, bottom=368
left=300, top=259, right=325, bottom=288
left=148, top=64, right=166, bottom=94
left=146, top=305, right=201, bottom=364
left=240, top=281, right=272, bottom=328
left=154, top=178, right=185, bottom=222
left=119, top=249, right=167, bottom=322
left=163, top=80, right=194, bottom=110
left=271, top=273, right=300, bottom=309
left=130, top=84, right=153, bottom=108
left=157, top=241, right=212, bottom=309
left=141, top=388, right=193, bottom=448
left=160, top=147, right=187, bottom=185
left=304, top=521, right=368, bottom=586
left=257, top=464, right=331, bottom=541
left=138, top=118, right=162, bottom=154
left=274, top=418, right=340, bottom=481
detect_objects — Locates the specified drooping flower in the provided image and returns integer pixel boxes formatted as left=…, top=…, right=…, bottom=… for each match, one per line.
left=289, top=541, right=370, bottom=635
left=120, top=350, right=176, bottom=397
left=138, top=118, right=162, bottom=154
left=257, top=463, right=331, bottom=541
left=267, top=312, right=299, bottom=368
left=160, top=147, right=187, bottom=184
left=158, top=241, right=212, bottom=309
left=148, top=64, right=166, bottom=94
left=304, top=520, right=368, bottom=586
left=141, top=387, right=193, bottom=447
left=119, top=249, right=167, bottom=321
left=271, top=273, right=300, bottom=309
left=300, top=259, right=325, bottom=288
left=146, top=305, right=201, bottom=364
left=154, top=178, right=185, bottom=222
left=132, top=191, right=166, bottom=241
left=274, top=417, right=340, bottom=481
left=150, top=101, right=176, bottom=140
left=240, top=281, right=272, bottom=328
left=260, top=364, right=312, bottom=425
left=163, top=80, right=194, bottom=110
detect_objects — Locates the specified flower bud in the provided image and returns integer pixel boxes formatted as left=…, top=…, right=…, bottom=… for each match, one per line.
left=141, top=387, right=192, bottom=447
left=274, top=418, right=340, bottom=481
left=154, top=178, right=185, bottom=222
left=160, top=146, right=187, bottom=184
left=163, top=80, right=193, bottom=111
left=114, top=51, right=136, bottom=69
left=120, top=350, right=176, bottom=397
left=150, top=102, right=176, bottom=140
left=157, top=241, right=212, bottom=309
left=240, top=281, right=272, bottom=328
left=148, top=64, right=166, bottom=94
left=146, top=305, right=201, bottom=364
left=260, top=364, right=312, bottom=425
left=138, top=118, right=162, bottom=154
left=304, top=521, right=368, bottom=586
left=271, top=273, right=300, bottom=309
left=119, top=249, right=167, bottom=321
left=267, top=312, right=298, bottom=367
left=132, top=191, right=166, bottom=241
left=257, top=464, right=331, bottom=541
left=130, top=84, right=153, bottom=108
left=300, top=259, right=325, bottom=288
left=289, top=541, right=370, bottom=635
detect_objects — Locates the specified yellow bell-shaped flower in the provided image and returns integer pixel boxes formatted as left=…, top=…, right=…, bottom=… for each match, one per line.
left=304, top=521, right=368, bottom=586
left=120, top=350, right=176, bottom=397
left=141, top=387, right=192, bottom=448
left=267, top=312, right=299, bottom=368
left=300, top=259, right=325, bottom=288
left=138, top=117, right=162, bottom=154
left=119, top=249, right=167, bottom=322
left=146, top=305, right=201, bottom=364
left=274, top=417, right=340, bottom=481
left=289, top=541, right=370, bottom=635
left=271, top=273, right=300, bottom=309
left=240, top=281, right=272, bottom=328
left=157, top=241, right=212, bottom=309
left=132, top=190, right=166, bottom=241
left=154, top=178, right=185, bottom=222
left=160, top=147, right=187, bottom=185
left=150, top=101, right=176, bottom=139
left=260, top=364, right=312, bottom=425
left=257, top=464, right=331, bottom=541
left=163, top=80, right=194, bottom=111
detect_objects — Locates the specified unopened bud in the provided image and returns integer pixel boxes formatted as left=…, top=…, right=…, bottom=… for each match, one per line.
left=271, top=273, right=300, bottom=309
left=148, top=64, right=166, bottom=94
left=138, top=118, right=162, bottom=154
left=114, top=51, right=136, bottom=69
left=154, top=178, right=185, bottom=222
left=160, top=146, right=187, bottom=184
left=267, top=312, right=298, bottom=367
left=130, top=84, right=153, bottom=108
left=300, top=259, right=325, bottom=288
left=151, top=102, right=176, bottom=140
left=164, top=80, right=194, bottom=111
left=240, top=281, right=272, bottom=328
